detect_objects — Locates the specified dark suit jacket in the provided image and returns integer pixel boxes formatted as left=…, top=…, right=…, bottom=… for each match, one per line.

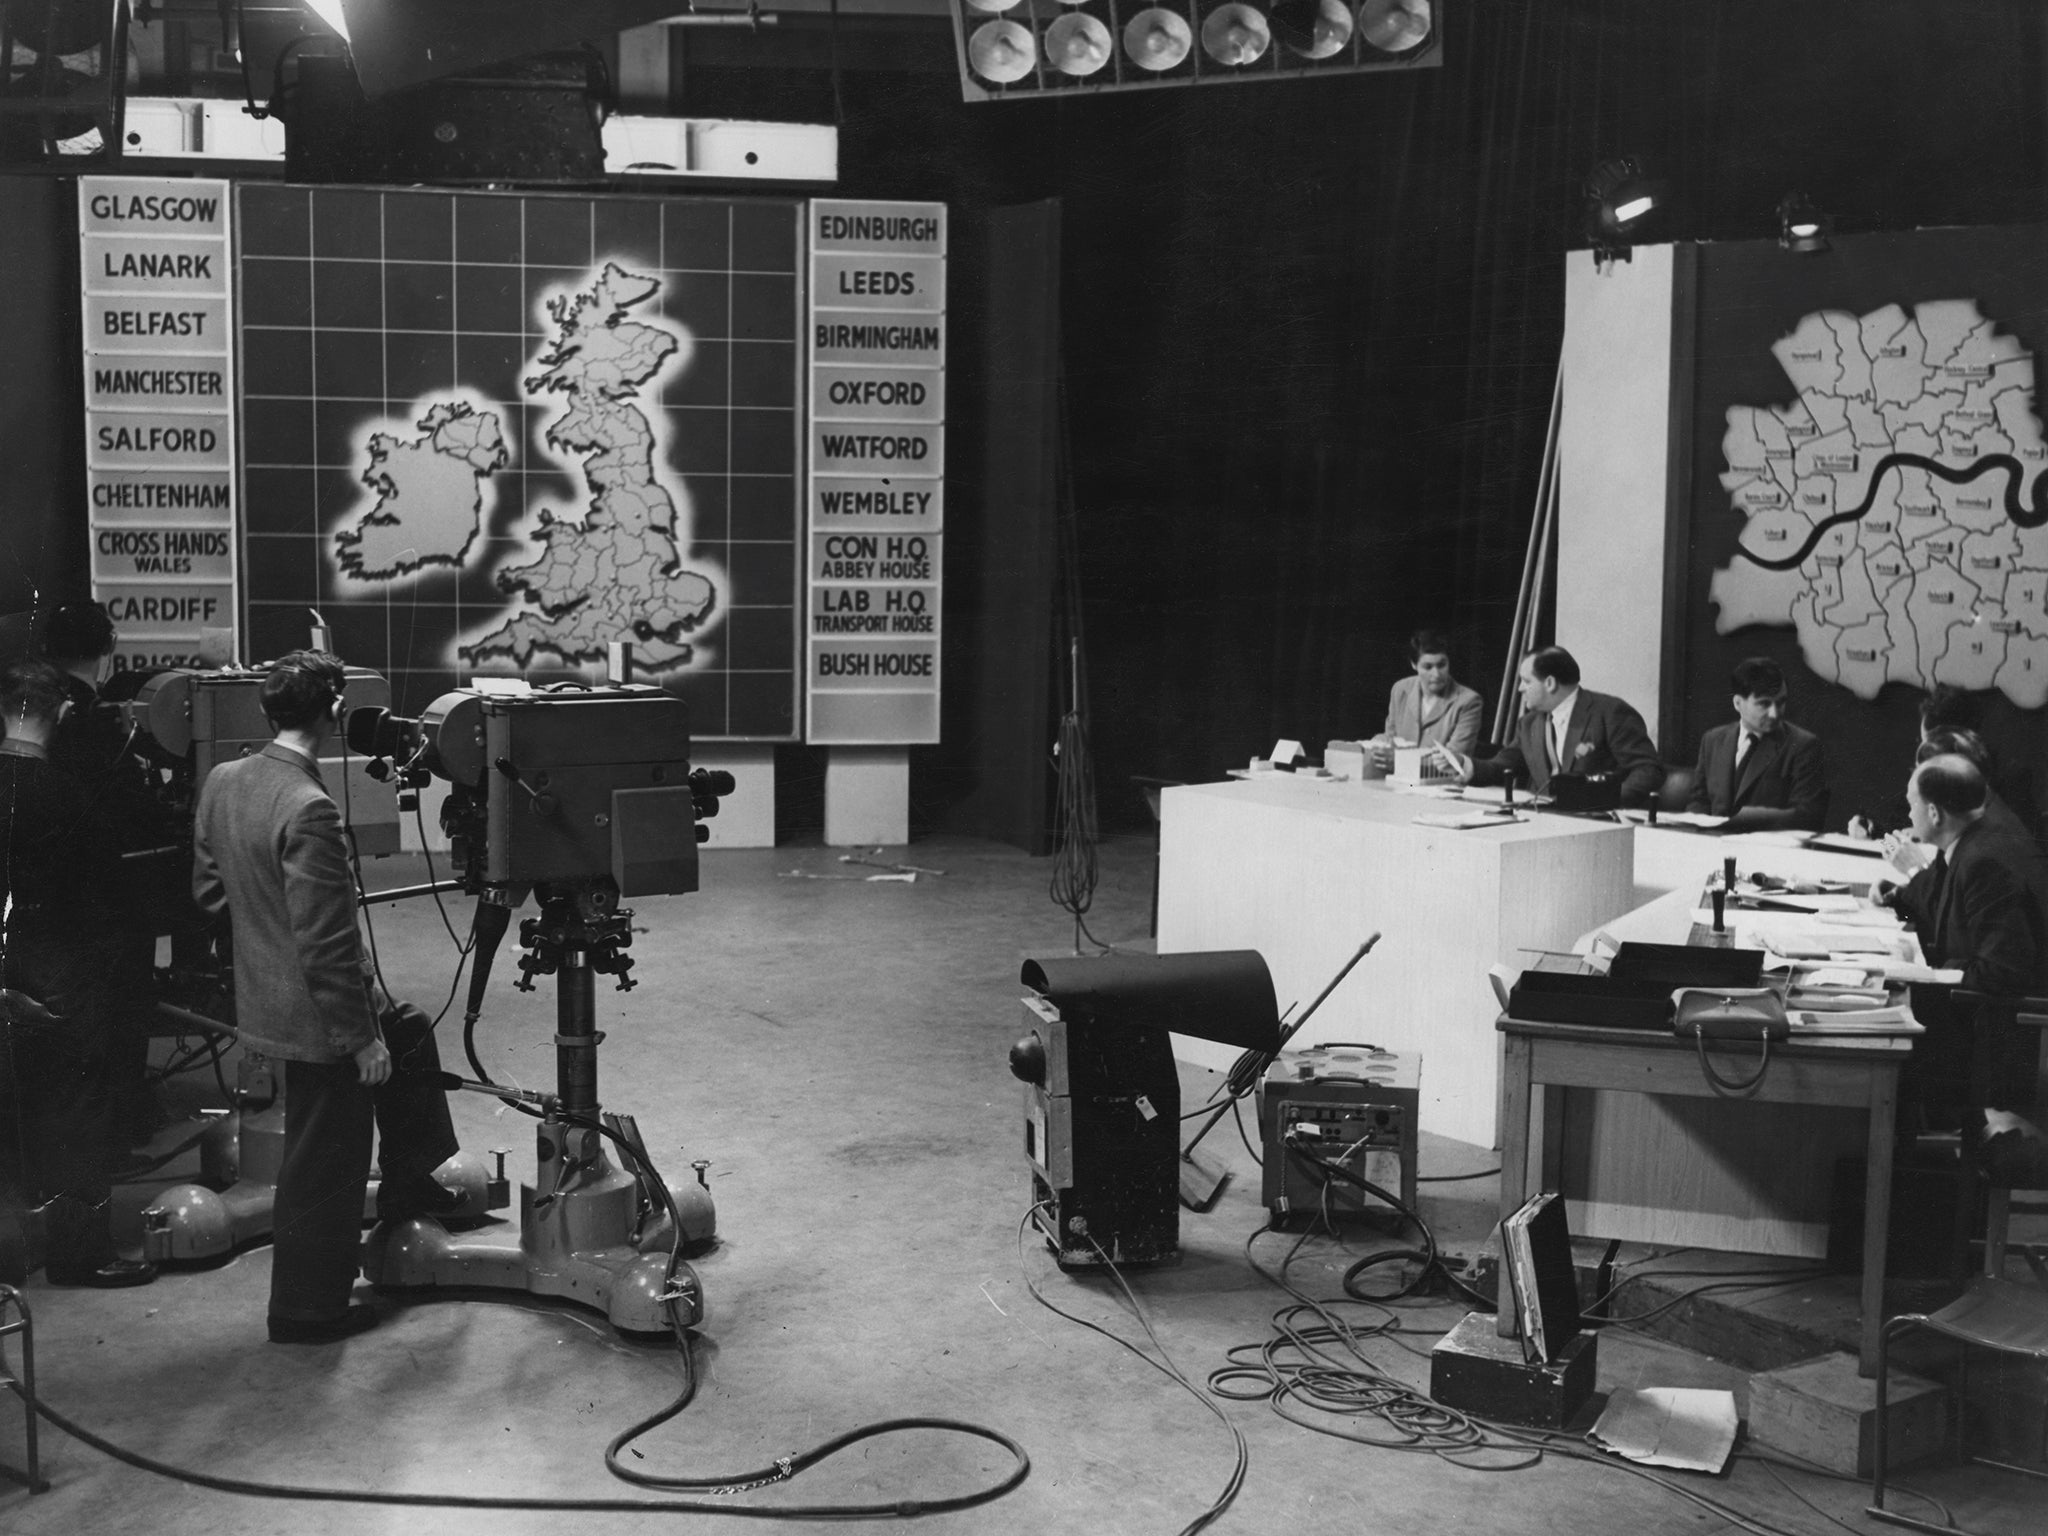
left=1686, top=720, right=1828, bottom=830
left=50, top=671, right=174, bottom=852
left=1911, top=817, right=2045, bottom=997
left=1469, top=689, right=1662, bottom=803
left=192, top=743, right=378, bottom=1063
left=0, top=747, right=133, bottom=1048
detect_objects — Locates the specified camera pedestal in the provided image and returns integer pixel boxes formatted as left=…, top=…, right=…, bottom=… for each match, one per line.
left=359, top=888, right=716, bottom=1334
left=361, top=1116, right=713, bottom=1334
left=141, top=1055, right=498, bottom=1264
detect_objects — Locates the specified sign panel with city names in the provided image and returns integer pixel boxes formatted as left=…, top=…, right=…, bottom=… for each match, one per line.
left=79, top=176, right=238, bottom=676
left=805, top=199, right=947, bottom=745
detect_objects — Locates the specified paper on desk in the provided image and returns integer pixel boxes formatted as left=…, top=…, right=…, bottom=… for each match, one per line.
left=1790, top=1006, right=1924, bottom=1035
left=1641, top=810, right=1728, bottom=830
left=1759, top=927, right=1903, bottom=958
left=1459, top=785, right=1545, bottom=806
left=1807, top=832, right=1887, bottom=858
left=1876, top=961, right=1965, bottom=985
left=1413, top=810, right=1527, bottom=829
left=1587, top=1387, right=1739, bottom=1473
left=1743, top=892, right=1860, bottom=914
left=1817, top=908, right=1905, bottom=928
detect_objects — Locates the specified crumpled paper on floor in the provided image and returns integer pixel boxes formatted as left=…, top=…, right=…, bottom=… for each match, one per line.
left=1587, top=1387, right=1738, bottom=1473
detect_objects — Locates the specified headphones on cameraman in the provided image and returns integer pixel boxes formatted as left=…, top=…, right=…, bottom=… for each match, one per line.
left=271, top=653, right=347, bottom=727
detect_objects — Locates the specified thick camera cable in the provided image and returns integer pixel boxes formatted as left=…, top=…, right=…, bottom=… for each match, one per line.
left=7, top=1115, right=1030, bottom=1519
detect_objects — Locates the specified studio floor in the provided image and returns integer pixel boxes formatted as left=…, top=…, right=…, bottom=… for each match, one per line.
left=2, top=833, right=2040, bottom=1534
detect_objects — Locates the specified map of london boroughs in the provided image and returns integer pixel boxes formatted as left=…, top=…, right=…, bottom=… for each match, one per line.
left=1709, top=299, right=2048, bottom=706
left=333, top=261, right=719, bottom=673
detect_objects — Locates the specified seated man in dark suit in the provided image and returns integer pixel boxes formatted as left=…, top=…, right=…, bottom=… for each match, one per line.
left=1433, top=644, right=1663, bottom=806
left=1685, top=656, right=1828, bottom=830
left=1885, top=728, right=2047, bottom=931
left=1884, top=754, right=2048, bottom=1183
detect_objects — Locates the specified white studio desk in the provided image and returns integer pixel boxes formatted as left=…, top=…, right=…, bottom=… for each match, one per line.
left=1156, top=776, right=1634, bottom=1146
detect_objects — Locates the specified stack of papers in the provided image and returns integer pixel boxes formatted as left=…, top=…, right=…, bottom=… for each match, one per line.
left=1789, top=1005, right=1923, bottom=1036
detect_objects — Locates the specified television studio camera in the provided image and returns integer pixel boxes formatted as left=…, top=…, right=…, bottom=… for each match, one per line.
left=345, top=682, right=734, bottom=1334
left=104, top=664, right=501, bottom=1265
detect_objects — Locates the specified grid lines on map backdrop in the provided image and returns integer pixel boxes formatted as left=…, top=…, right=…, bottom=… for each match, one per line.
left=234, top=184, right=803, bottom=739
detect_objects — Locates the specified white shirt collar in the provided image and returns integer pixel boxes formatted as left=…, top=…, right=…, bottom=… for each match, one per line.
left=1549, top=688, right=1580, bottom=748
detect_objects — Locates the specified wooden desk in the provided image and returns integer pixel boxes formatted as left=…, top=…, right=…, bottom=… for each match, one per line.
left=1158, top=776, right=1632, bottom=1145
left=1497, top=1015, right=1911, bottom=1376
left=1553, top=853, right=1926, bottom=1266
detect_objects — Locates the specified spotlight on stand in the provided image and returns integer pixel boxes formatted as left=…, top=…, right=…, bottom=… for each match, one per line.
left=1777, top=191, right=1831, bottom=255
left=1582, top=155, right=1666, bottom=268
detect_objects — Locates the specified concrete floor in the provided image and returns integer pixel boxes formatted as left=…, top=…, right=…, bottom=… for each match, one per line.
left=3, top=833, right=2041, bottom=1533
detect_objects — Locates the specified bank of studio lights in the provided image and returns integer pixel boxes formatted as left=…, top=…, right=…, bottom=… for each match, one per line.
left=952, top=0, right=1439, bottom=99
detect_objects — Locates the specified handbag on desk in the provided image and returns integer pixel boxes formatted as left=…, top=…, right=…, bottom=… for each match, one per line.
left=1672, top=986, right=1789, bottom=1097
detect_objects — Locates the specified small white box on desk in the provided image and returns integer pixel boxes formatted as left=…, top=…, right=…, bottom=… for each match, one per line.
left=1324, top=741, right=1368, bottom=782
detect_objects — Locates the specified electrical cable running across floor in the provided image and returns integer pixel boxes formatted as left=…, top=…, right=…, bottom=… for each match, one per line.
left=1019, top=1204, right=1248, bottom=1535
left=4, top=1119, right=1029, bottom=1519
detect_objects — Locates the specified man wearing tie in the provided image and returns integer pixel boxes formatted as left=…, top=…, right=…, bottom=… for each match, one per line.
left=1685, top=657, right=1828, bottom=831
left=1435, top=645, right=1663, bottom=805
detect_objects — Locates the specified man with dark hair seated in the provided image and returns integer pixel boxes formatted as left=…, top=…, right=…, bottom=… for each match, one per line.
left=0, top=661, right=157, bottom=1286
left=1434, top=644, right=1663, bottom=805
left=193, top=650, right=463, bottom=1343
left=1882, top=754, right=2048, bottom=1185
left=1685, top=656, right=1828, bottom=830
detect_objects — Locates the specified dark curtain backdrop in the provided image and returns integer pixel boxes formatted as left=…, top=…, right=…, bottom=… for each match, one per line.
left=6, top=2, right=2045, bottom=834
left=0, top=176, right=88, bottom=620
left=712, top=0, right=2043, bottom=832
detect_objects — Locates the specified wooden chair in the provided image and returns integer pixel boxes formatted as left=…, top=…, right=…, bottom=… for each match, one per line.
left=1867, top=991, right=2048, bottom=1530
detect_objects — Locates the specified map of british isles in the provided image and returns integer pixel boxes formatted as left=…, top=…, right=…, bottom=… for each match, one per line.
left=332, top=261, right=718, bottom=674
left=1709, top=299, right=2048, bottom=707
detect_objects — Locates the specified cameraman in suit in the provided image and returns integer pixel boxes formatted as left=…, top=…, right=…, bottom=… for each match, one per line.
left=193, top=650, right=462, bottom=1344
left=1685, top=656, right=1828, bottom=831
left=1433, top=645, right=1663, bottom=806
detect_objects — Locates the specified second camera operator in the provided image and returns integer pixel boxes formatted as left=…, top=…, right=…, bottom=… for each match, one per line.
left=192, top=650, right=464, bottom=1344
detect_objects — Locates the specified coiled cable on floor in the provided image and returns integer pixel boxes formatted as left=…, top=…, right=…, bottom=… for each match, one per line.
left=1278, top=1129, right=1493, bottom=1311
